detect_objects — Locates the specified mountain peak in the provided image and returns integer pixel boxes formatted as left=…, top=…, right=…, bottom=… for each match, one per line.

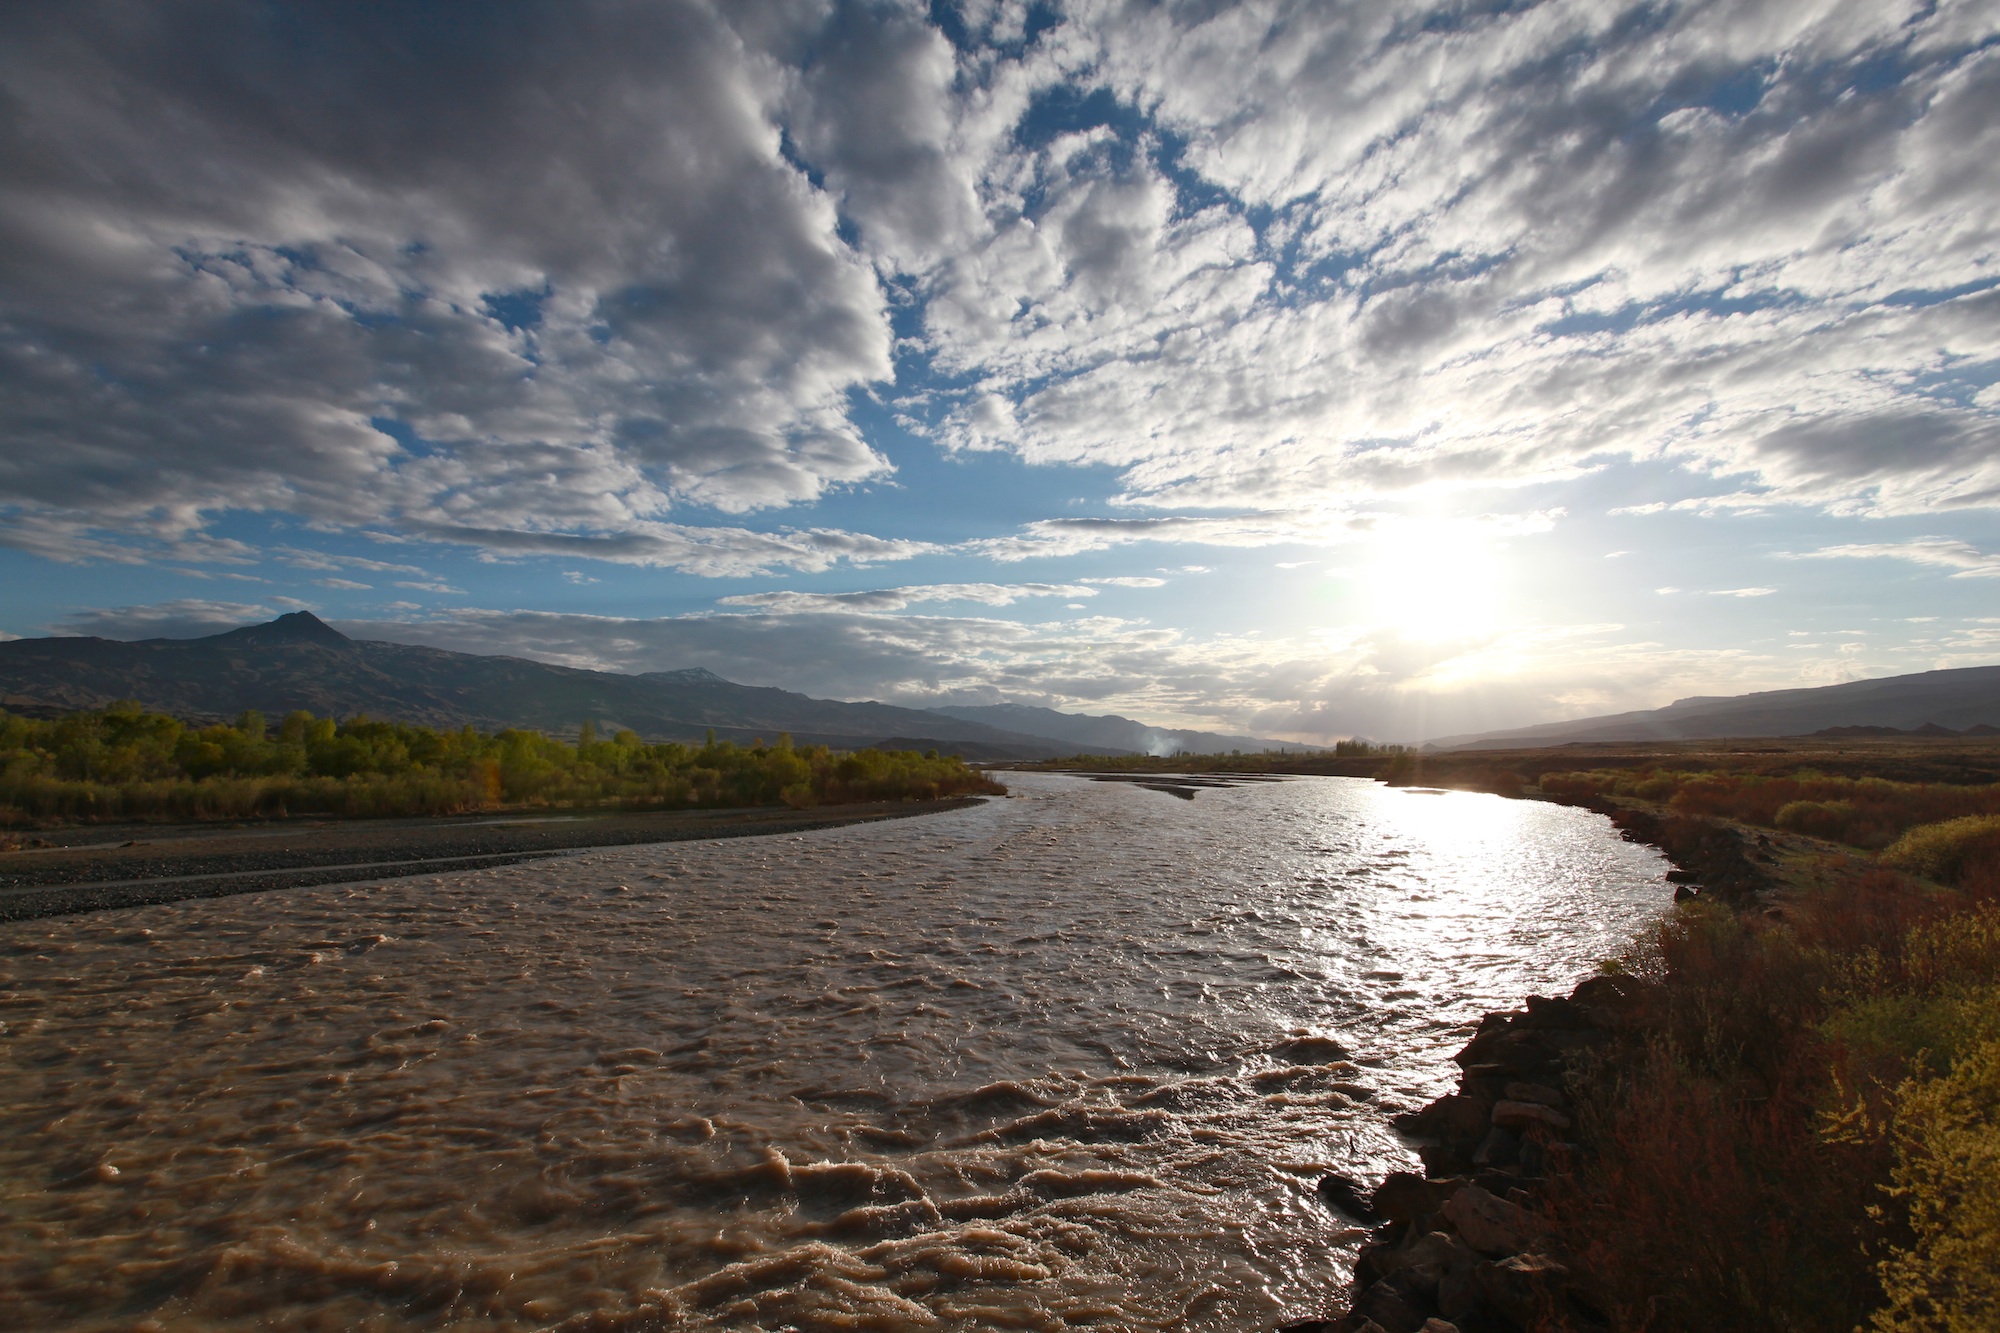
left=214, top=611, right=353, bottom=649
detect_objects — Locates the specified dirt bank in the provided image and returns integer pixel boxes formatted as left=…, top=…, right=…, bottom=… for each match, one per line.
left=0, top=797, right=988, bottom=922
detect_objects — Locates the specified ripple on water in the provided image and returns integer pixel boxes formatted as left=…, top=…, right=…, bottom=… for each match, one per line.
left=0, top=772, right=1667, bottom=1331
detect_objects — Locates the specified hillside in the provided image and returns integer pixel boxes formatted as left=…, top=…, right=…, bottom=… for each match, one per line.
left=1430, top=664, right=2000, bottom=750
left=0, top=613, right=1122, bottom=760
left=926, top=702, right=1289, bottom=756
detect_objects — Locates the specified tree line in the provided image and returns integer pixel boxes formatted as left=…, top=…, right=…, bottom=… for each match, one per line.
left=0, top=704, right=1003, bottom=823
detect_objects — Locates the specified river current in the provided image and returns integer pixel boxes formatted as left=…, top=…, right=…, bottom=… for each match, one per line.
left=0, top=773, right=1670, bottom=1332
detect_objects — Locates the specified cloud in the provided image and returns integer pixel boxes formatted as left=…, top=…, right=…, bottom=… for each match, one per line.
left=0, top=0, right=893, bottom=564
left=326, top=604, right=1926, bottom=745
left=314, top=578, right=372, bottom=590
left=277, top=549, right=427, bottom=575
left=717, top=582, right=1094, bottom=613
left=1788, top=537, right=2000, bottom=578
left=1708, top=587, right=1778, bottom=597
left=392, top=581, right=466, bottom=595
left=971, top=511, right=1374, bottom=560
left=894, top=3, right=2000, bottom=517
left=52, top=599, right=272, bottom=639
left=1079, top=576, right=1167, bottom=587
left=3, top=0, right=1996, bottom=621
left=405, top=521, right=939, bottom=576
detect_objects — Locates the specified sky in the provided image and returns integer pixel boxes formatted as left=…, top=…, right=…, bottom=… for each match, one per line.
left=1, top=0, right=1997, bottom=744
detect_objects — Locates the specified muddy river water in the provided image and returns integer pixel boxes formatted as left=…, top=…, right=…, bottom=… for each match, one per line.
left=0, top=773, right=1670, bottom=1332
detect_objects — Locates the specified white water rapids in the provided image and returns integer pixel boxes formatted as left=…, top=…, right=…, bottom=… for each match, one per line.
left=0, top=773, right=1670, bottom=1331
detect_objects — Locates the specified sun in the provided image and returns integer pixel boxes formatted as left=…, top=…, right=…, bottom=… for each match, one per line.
left=1356, top=521, right=1505, bottom=639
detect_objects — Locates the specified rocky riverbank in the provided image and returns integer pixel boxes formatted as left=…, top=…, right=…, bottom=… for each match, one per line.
left=1279, top=799, right=1781, bottom=1331
left=1283, top=973, right=1646, bottom=1332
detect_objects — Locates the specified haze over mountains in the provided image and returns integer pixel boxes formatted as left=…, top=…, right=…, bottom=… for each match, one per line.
left=1431, top=666, right=2000, bottom=750
left=0, top=613, right=1294, bottom=760
left=927, top=703, right=1275, bottom=758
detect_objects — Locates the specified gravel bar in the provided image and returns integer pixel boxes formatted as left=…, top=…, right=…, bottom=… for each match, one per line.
left=0, top=798, right=985, bottom=922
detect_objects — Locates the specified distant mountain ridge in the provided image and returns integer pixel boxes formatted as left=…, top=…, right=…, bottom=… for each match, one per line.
left=0, top=613, right=1111, bottom=760
left=925, top=702, right=1290, bottom=756
left=1430, top=664, right=2000, bottom=750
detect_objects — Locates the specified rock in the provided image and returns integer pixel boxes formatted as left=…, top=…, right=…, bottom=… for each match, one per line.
left=1472, top=1125, right=1519, bottom=1167
left=1491, top=1099, right=1571, bottom=1132
left=1567, top=974, right=1636, bottom=1008
left=1419, top=1322, right=1461, bottom=1333
left=1452, top=1026, right=1572, bottom=1079
left=1319, top=1172, right=1382, bottom=1223
left=1395, top=1093, right=1492, bottom=1145
left=1521, top=995, right=1589, bottom=1029
left=1372, top=1171, right=1458, bottom=1226
left=1352, top=1271, right=1434, bottom=1333
left=1502, top=1081, right=1564, bottom=1108
left=1473, top=1252, right=1570, bottom=1328
left=1440, top=1184, right=1538, bottom=1256
left=1374, top=1229, right=1465, bottom=1290
left=1568, top=973, right=1650, bottom=1030
left=1674, top=884, right=1700, bottom=902
left=1419, top=1141, right=1472, bottom=1177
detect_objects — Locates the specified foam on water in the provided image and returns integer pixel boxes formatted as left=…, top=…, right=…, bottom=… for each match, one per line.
left=0, top=773, right=1669, bottom=1330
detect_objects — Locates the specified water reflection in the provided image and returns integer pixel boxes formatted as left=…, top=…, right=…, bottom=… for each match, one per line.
left=0, top=773, right=1667, bottom=1331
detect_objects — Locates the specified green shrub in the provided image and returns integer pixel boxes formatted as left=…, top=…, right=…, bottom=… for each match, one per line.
left=1874, top=1014, right=2000, bottom=1332
left=0, top=706, right=1004, bottom=825
left=1885, top=816, right=2000, bottom=888
left=1777, top=798, right=1860, bottom=840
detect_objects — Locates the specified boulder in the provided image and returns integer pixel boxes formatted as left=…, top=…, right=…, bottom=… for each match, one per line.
left=1521, top=995, right=1590, bottom=1029
left=1351, top=1271, right=1434, bottom=1333
left=1320, top=1172, right=1382, bottom=1223
left=1491, top=1099, right=1571, bottom=1132
left=1395, top=1094, right=1493, bottom=1145
left=1472, top=1125, right=1520, bottom=1168
left=1473, top=1252, right=1570, bottom=1329
left=1502, top=1081, right=1564, bottom=1108
left=1372, top=1171, right=1460, bottom=1226
left=1440, top=1184, right=1538, bottom=1256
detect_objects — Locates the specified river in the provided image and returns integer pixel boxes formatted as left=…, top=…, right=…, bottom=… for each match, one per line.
left=0, top=772, right=1670, bottom=1331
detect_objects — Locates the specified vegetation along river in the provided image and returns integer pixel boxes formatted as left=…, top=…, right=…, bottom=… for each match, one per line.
left=0, top=772, right=1672, bottom=1331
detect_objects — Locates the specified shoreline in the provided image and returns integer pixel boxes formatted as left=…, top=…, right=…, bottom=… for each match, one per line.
left=1279, top=761, right=1992, bottom=1330
left=0, top=796, right=988, bottom=923
left=1284, top=789, right=1773, bottom=1332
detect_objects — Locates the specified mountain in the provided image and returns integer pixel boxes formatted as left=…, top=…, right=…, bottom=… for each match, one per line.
left=1429, top=664, right=2000, bottom=750
left=0, top=613, right=1113, bottom=760
left=926, top=702, right=1292, bottom=756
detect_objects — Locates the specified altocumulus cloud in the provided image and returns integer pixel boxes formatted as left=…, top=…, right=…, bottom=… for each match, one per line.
left=910, top=0, right=2000, bottom=517
left=1, top=0, right=1995, bottom=578
left=0, top=1, right=897, bottom=566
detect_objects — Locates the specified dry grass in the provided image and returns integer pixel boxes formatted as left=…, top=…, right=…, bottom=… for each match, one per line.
left=1546, top=866, right=2000, bottom=1331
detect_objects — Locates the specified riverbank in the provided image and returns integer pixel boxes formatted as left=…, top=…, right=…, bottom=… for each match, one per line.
left=1278, top=756, right=2000, bottom=1330
left=0, top=797, right=988, bottom=922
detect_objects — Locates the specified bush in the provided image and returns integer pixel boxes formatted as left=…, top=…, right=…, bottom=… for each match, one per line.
left=1884, top=816, right=2000, bottom=888
left=1776, top=798, right=1860, bottom=840
left=1874, top=1017, right=2000, bottom=1332
left=1534, top=766, right=2000, bottom=851
left=1547, top=882, right=2000, bottom=1329
left=0, top=706, right=1005, bottom=825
